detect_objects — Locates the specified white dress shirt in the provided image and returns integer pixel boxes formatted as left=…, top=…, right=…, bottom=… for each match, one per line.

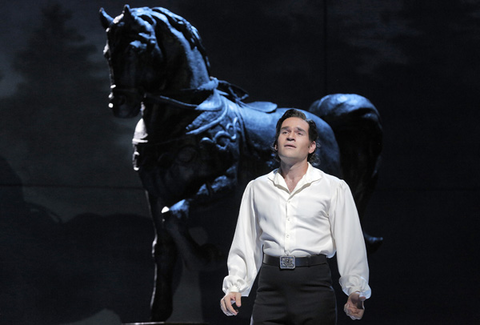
left=222, top=163, right=371, bottom=298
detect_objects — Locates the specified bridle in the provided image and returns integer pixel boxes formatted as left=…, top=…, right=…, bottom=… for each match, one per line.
left=142, top=78, right=221, bottom=111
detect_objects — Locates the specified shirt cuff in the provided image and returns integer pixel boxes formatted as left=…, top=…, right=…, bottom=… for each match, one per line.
left=339, top=275, right=372, bottom=299
left=225, top=285, right=240, bottom=294
left=222, top=275, right=251, bottom=296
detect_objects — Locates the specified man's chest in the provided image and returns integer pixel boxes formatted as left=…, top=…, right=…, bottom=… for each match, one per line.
left=254, top=186, right=331, bottom=222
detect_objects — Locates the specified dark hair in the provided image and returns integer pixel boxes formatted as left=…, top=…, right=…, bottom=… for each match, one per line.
left=273, top=109, right=319, bottom=163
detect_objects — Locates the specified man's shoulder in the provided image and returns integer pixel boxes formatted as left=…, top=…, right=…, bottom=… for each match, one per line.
left=310, top=166, right=346, bottom=187
left=245, top=169, right=277, bottom=188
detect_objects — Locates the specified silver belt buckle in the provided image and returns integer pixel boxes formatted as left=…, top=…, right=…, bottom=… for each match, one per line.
left=280, top=256, right=295, bottom=269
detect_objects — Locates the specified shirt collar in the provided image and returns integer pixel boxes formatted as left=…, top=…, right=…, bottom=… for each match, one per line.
left=268, top=163, right=323, bottom=192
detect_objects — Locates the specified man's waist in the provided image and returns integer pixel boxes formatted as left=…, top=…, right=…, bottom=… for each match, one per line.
left=263, top=253, right=327, bottom=269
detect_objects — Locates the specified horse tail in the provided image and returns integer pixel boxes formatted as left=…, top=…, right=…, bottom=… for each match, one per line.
left=309, top=94, right=383, bottom=251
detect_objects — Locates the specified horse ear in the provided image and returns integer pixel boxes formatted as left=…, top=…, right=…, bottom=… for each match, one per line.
left=99, top=8, right=114, bottom=30
left=123, top=4, right=134, bottom=22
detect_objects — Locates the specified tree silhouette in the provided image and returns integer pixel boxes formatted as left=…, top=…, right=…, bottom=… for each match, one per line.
left=0, top=2, right=133, bottom=187
left=14, top=3, right=99, bottom=102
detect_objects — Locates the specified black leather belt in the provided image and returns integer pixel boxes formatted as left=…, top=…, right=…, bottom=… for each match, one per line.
left=263, top=253, right=326, bottom=269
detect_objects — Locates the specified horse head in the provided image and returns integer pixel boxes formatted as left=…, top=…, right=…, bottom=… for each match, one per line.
left=100, top=5, right=211, bottom=118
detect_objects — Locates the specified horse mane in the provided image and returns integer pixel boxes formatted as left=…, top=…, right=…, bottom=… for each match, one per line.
left=147, top=7, right=211, bottom=74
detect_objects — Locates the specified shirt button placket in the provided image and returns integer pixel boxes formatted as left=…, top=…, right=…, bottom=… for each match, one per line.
left=285, top=198, right=292, bottom=254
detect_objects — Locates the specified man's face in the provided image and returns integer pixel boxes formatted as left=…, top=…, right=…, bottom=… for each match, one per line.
left=275, top=117, right=316, bottom=164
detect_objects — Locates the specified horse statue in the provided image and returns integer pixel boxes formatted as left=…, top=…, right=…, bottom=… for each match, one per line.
left=100, top=5, right=383, bottom=322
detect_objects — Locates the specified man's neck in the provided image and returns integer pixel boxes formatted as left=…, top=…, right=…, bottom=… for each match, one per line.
left=279, top=161, right=309, bottom=192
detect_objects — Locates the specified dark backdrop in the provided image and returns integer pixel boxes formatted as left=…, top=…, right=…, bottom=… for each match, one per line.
left=0, top=1, right=478, bottom=324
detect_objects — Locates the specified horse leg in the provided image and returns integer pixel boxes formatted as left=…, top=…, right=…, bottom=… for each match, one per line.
left=162, top=198, right=225, bottom=271
left=148, top=194, right=178, bottom=321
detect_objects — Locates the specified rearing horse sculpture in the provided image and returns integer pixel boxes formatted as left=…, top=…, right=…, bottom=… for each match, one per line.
left=100, top=6, right=382, bottom=322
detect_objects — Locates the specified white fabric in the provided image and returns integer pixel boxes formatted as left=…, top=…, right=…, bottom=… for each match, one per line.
left=222, top=163, right=371, bottom=298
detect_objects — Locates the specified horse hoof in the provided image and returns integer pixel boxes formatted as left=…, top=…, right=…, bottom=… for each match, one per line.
left=150, top=296, right=173, bottom=321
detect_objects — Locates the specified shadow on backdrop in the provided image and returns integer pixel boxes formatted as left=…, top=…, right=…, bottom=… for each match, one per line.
left=0, top=155, right=155, bottom=324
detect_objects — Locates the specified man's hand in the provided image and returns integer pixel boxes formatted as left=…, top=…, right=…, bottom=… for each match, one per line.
left=344, top=292, right=366, bottom=320
left=220, top=292, right=242, bottom=316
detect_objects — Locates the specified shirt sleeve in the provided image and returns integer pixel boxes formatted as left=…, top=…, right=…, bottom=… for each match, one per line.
left=329, top=180, right=372, bottom=298
left=222, top=181, right=263, bottom=296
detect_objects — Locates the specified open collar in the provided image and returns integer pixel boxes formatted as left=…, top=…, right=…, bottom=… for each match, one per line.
left=268, top=163, right=323, bottom=194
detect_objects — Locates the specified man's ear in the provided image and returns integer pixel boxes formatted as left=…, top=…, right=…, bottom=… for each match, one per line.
left=308, top=141, right=316, bottom=153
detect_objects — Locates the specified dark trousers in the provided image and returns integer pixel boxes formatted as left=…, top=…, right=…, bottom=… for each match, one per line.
left=251, top=261, right=337, bottom=325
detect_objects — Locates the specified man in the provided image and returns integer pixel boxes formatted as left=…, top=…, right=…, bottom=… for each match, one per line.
left=220, top=109, right=371, bottom=324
